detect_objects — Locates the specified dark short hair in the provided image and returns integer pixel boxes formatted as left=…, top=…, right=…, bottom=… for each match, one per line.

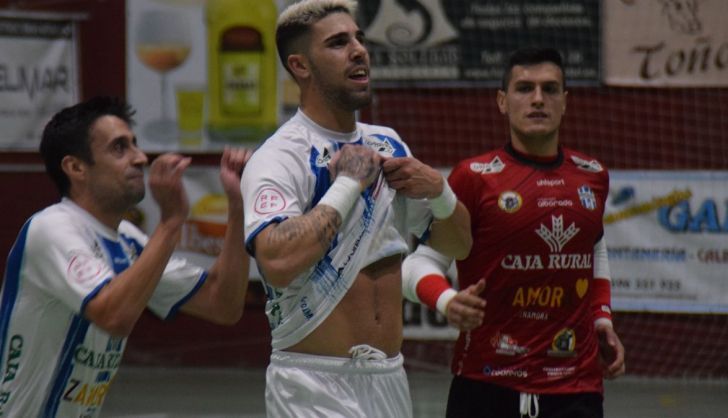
left=39, top=96, right=135, bottom=196
left=275, top=0, right=357, bottom=78
left=501, top=47, right=565, bottom=91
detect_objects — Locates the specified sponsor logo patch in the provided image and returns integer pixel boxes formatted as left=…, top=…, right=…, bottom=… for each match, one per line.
left=537, top=197, right=573, bottom=208
left=536, top=178, right=565, bottom=187
left=364, top=134, right=395, bottom=156
left=483, top=365, right=528, bottom=378
left=570, top=155, right=603, bottom=172
left=67, top=252, right=102, bottom=286
left=254, top=188, right=286, bottom=214
left=470, top=156, right=505, bottom=174
left=575, top=278, right=589, bottom=298
left=547, top=328, right=577, bottom=357
left=536, top=215, right=580, bottom=252
left=543, top=366, right=576, bottom=379
left=491, top=332, right=529, bottom=356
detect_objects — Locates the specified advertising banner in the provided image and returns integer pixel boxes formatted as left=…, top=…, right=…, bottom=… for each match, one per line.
left=603, top=0, right=728, bottom=86
left=126, top=0, right=288, bottom=153
left=134, top=164, right=237, bottom=270
left=0, top=13, right=79, bottom=150
left=360, top=0, right=600, bottom=86
left=605, top=171, right=728, bottom=313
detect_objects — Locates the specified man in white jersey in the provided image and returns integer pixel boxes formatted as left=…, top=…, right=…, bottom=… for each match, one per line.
left=241, top=1, right=472, bottom=417
left=0, top=96, right=252, bottom=417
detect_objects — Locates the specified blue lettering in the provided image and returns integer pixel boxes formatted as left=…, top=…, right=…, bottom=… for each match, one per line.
left=688, top=199, right=721, bottom=232
left=659, top=201, right=690, bottom=231
left=659, top=199, right=727, bottom=233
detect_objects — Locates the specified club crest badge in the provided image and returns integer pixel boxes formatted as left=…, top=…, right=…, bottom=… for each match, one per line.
left=498, top=191, right=522, bottom=213
left=578, top=185, right=597, bottom=210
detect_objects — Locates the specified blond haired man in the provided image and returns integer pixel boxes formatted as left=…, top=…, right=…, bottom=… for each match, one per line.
left=241, top=1, right=472, bottom=416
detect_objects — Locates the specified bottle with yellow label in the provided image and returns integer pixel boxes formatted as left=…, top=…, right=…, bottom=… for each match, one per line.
left=206, top=0, right=278, bottom=144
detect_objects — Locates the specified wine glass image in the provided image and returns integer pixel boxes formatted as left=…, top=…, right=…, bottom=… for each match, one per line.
left=135, top=9, right=192, bottom=145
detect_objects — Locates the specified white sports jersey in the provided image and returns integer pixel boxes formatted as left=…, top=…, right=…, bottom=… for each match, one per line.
left=243, top=110, right=432, bottom=350
left=0, top=199, right=206, bottom=417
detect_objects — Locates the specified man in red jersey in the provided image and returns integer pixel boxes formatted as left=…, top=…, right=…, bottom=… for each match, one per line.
left=402, top=47, right=625, bottom=418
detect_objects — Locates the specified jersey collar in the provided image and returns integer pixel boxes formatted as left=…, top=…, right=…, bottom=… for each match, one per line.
left=295, top=109, right=362, bottom=143
left=504, top=142, right=564, bottom=170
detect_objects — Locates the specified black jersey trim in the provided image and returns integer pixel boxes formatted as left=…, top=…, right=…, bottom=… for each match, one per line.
left=504, top=142, right=564, bottom=170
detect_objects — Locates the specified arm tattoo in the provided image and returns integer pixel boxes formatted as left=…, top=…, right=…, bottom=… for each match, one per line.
left=266, top=205, right=342, bottom=251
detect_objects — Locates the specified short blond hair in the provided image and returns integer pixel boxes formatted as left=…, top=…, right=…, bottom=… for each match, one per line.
left=276, top=0, right=358, bottom=76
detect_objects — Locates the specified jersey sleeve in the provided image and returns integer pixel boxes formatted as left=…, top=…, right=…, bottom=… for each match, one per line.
left=118, top=221, right=206, bottom=320
left=242, top=144, right=311, bottom=255
left=23, top=212, right=115, bottom=315
left=401, top=197, right=433, bottom=241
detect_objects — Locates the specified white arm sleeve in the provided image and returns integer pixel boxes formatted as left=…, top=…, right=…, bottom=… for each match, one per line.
left=401, top=244, right=453, bottom=303
left=593, top=236, right=611, bottom=280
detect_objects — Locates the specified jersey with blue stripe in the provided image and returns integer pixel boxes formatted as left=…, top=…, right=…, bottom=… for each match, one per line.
left=242, top=110, right=432, bottom=350
left=0, top=199, right=206, bottom=417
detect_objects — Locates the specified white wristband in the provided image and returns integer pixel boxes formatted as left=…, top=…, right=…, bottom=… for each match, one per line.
left=429, top=179, right=457, bottom=219
left=318, top=176, right=360, bottom=220
left=436, top=288, right=458, bottom=316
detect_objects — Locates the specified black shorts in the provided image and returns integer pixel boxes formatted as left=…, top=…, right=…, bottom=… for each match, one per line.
left=446, top=376, right=603, bottom=418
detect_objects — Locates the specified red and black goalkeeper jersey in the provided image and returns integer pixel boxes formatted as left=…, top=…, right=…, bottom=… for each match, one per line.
left=449, top=143, right=609, bottom=395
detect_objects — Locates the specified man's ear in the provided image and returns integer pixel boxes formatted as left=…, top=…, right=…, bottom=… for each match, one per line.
left=287, top=54, right=310, bottom=81
left=61, top=155, right=87, bottom=184
left=496, top=89, right=508, bottom=115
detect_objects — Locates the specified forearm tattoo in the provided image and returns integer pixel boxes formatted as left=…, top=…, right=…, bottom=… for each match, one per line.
left=266, top=205, right=342, bottom=251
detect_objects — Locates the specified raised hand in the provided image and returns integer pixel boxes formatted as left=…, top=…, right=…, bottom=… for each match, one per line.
left=149, top=153, right=191, bottom=226
left=220, top=146, right=253, bottom=204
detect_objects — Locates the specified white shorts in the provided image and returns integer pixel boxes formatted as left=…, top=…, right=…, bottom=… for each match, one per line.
left=265, top=349, right=413, bottom=418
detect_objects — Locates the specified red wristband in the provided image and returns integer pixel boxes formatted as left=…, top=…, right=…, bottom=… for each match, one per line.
left=416, top=274, right=452, bottom=311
